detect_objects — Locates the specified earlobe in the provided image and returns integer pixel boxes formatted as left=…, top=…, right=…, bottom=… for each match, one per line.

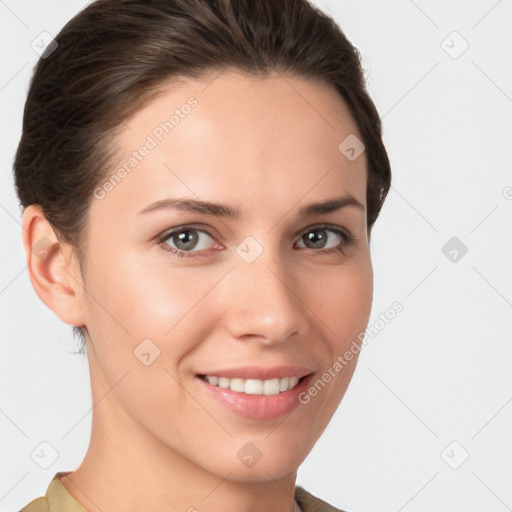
left=21, top=204, right=87, bottom=328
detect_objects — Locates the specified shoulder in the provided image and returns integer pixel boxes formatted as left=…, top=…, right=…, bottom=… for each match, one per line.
left=16, top=471, right=80, bottom=512
left=294, top=485, right=347, bottom=512
left=17, top=496, right=49, bottom=512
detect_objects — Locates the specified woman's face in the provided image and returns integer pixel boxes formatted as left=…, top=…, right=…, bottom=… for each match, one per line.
left=79, top=69, right=372, bottom=482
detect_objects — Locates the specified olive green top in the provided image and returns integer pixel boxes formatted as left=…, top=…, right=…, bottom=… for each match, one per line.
left=18, top=472, right=343, bottom=512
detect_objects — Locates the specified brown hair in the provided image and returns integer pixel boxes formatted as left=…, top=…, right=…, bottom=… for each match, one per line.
left=13, top=0, right=391, bottom=356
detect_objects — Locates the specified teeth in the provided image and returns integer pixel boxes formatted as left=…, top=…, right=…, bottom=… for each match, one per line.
left=207, top=376, right=219, bottom=386
left=229, top=378, right=245, bottom=392
left=204, top=375, right=302, bottom=395
left=218, top=377, right=230, bottom=389
left=279, top=376, right=289, bottom=392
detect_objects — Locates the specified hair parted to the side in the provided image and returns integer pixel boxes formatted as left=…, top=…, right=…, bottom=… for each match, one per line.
left=13, top=0, right=391, bottom=357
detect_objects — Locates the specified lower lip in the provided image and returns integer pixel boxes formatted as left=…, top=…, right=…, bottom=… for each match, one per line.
left=195, top=374, right=314, bottom=420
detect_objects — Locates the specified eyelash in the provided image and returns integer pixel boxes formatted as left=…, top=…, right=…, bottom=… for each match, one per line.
left=156, top=223, right=356, bottom=259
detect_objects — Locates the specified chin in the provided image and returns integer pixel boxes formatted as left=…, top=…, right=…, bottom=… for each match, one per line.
left=201, top=437, right=309, bottom=483
left=218, top=459, right=301, bottom=484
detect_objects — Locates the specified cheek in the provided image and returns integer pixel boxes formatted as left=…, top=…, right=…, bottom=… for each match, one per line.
left=84, top=241, right=372, bottom=355
left=308, top=258, right=373, bottom=347
left=78, top=244, right=373, bottom=479
left=81, top=251, right=214, bottom=426
left=83, top=250, right=228, bottom=368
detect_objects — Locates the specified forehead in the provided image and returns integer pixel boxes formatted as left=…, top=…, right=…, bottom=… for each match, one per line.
left=95, top=69, right=367, bottom=221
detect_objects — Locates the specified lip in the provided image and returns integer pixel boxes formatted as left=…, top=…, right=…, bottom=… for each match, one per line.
left=195, top=365, right=313, bottom=380
left=195, top=370, right=315, bottom=420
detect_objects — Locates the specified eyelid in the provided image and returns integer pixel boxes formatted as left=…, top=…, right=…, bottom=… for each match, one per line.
left=155, top=224, right=219, bottom=252
left=156, top=222, right=356, bottom=257
left=156, top=223, right=219, bottom=242
left=298, top=222, right=354, bottom=240
left=156, top=222, right=353, bottom=242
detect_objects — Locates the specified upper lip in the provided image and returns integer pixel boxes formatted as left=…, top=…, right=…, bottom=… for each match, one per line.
left=196, top=365, right=314, bottom=380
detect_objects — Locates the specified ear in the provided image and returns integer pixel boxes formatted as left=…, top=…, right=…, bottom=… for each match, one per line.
left=21, top=204, right=87, bottom=328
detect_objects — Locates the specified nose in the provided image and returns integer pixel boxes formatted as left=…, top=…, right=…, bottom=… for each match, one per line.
left=221, top=243, right=308, bottom=346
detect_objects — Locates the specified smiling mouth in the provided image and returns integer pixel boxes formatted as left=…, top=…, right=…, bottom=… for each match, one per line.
left=197, top=374, right=308, bottom=395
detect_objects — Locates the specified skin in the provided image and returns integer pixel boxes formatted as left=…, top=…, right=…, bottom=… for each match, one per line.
left=22, top=69, right=373, bottom=512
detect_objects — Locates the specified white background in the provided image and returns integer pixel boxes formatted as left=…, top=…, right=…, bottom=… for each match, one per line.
left=1, top=1, right=511, bottom=511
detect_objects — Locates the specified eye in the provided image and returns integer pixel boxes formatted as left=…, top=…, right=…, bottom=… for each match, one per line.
left=156, top=223, right=356, bottom=259
left=296, top=224, right=355, bottom=256
left=157, top=226, right=218, bottom=258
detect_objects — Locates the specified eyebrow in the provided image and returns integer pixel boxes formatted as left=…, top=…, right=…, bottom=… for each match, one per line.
left=138, top=194, right=364, bottom=218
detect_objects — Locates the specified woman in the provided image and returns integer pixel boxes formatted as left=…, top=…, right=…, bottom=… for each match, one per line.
left=14, top=0, right=391, bottom=510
